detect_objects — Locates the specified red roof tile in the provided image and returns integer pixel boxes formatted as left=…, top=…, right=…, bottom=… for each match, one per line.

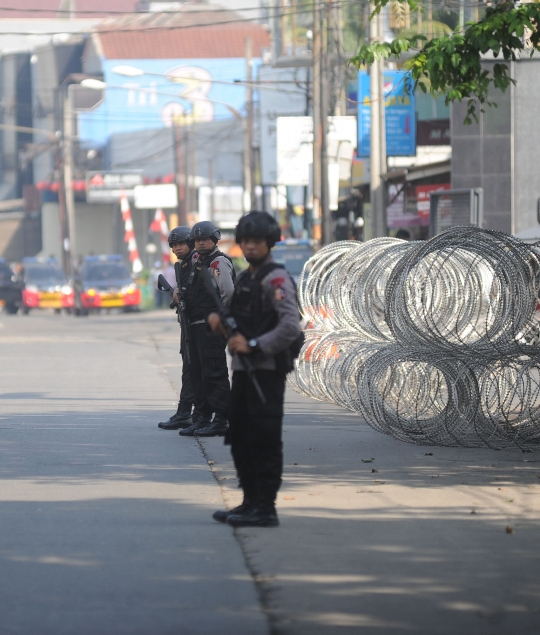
left=94, top=6, right=270, bottom=59
left=0, top=0, right=138, bottom=18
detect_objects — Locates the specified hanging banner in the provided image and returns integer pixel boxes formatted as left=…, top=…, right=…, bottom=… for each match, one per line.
left=120, top=193, right=143, bottom=274
left=150, top=208, right=171, bottom=266
left=357, top=70, right=416, bottom=157
left=86, top=171, right=143, bottom=203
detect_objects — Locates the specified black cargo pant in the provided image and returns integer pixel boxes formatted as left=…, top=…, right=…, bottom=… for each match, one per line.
left=178, top=336, right=194, bottom=411
left=188, top=323, right=230, bottom=421
left=227, top=369, right=287, bottom=506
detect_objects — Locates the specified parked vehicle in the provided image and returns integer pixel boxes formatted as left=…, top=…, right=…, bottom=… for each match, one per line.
left=272, top=239, right=314, bottom=284
left=73, top=255, right=141, bottom=316
left=20, top=257, right=72, bottom=314
left=0, top=258, right=23, bottom=314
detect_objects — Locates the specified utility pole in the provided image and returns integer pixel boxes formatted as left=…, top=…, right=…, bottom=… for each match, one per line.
left=56, top=140, right=70, bottom=274
left=244, top=37, right=255, bottom=211
left=63, top=86, right=77, bottom=263
left=331, top=0, right=346, bottom=116
left=190, top=126, right=197, bottom=218
left=312, top=1, right=322, bottom=240
left=281, top=0, right=287, bottom=56
left=370, top=7, right=387, bottom=238
left=172, top=121, right=186, bottom=225
left=320, top=1, right=331, bottom=245
left=208, top=158, right=214, bottom=223
left=184, top=125, right=191, bottom=219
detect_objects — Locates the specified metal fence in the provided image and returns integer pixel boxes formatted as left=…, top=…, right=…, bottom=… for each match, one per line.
left=429, top=188, right=483, bottom=238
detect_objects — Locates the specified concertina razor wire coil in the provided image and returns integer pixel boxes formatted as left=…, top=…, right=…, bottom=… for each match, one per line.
left=288, top=226, right=540, bottom=450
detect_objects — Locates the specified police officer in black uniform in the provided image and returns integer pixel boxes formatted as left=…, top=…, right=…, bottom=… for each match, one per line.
left=208, top=212, right=302, bottom=527
left=159, top=226, right=196, bottom=430
left=179, top=221, right=235, bottom=438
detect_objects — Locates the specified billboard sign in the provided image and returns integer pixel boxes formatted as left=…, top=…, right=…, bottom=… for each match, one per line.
left=86, top=171, right=143, bottom=203
left=198, top=186, right=244, bottom=230
left=78, top=58, right=261, bottom=146
left=134, top=183, right=178, bottom=209
left=259, top=67, right=309, bottom=185
left=386, top=182, right=450, bottom=228
left=276, top=116, right=357, bottom=186
left=358, top=71, right=416, bottom=157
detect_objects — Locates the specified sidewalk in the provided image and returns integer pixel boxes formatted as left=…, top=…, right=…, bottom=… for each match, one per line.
left=155, top=313, right=540, bottom=634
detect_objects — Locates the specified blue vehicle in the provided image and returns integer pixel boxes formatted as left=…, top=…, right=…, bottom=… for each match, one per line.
left=0, top=258, right=23, bottom=314
left=73, top=255, right=140, bottom=316
left=272, top=239, right=314, bottom=283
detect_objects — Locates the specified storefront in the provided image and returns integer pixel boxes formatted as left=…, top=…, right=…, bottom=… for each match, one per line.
left=383, top=160, right=451, bottom=240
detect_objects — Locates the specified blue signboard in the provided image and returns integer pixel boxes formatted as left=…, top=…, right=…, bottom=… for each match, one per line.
left=78, top=58, right=260, bottom=146
left=357, top=70, right=416, bottom=157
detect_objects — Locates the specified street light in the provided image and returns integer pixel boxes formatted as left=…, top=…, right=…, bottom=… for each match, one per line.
left=111, top=65, right=144, bottom=78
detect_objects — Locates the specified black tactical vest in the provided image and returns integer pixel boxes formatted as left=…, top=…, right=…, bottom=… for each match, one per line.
left=184, top=250, right=235, bottom=322
left=174, top=251, right=193, bottom=292
left=230, top=262, right=285, bottom=339
left=231, top=262, right=305, bottom=373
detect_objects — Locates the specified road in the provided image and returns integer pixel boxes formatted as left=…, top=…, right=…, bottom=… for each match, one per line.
left=1, top=309, right=539, bottom=635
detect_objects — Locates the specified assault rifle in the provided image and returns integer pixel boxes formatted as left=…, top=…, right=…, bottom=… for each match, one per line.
left=157, top=273, right=191, bottom=365
left=200, top=265, right=266, bottom=404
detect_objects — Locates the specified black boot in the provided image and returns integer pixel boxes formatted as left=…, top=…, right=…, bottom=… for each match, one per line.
left=226, top=503, right=279, bottom=528
left=212, top=494, right=254, bottom=524
left=194, top=417, right=228, bottom=437
left=158, top=403, right=193, bottom=430
left=179, top=412, right=211, bottom=437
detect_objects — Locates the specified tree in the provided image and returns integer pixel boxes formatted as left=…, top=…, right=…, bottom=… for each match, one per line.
left=350, top=1, right=540, bottom=122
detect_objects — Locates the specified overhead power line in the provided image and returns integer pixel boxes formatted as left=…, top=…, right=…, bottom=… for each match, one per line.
left=0, top=1, right=355, bottom=35
left=0, top=3, right=268, bottom=16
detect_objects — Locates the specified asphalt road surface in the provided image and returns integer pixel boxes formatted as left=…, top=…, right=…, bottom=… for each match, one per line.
left=1, top=309, right=539, bottom=635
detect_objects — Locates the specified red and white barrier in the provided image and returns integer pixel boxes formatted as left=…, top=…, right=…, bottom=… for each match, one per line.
left=150, top=208, right=170, bottom=266
left=120, top=192, right=143, bottom=273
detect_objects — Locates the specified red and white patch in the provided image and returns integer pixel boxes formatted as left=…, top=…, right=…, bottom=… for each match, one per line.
left=274, top=287, right=286, bottom=301
left=270, top=277, right=286, bottom=287
left=210, top=261, right=220, bottom=276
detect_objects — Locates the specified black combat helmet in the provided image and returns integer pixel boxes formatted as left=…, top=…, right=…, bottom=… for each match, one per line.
left=190, top=221, right=221, bottom=244
left=235, top=211, right=281, bottom=248
left=168, top=226, right=192, bottom=247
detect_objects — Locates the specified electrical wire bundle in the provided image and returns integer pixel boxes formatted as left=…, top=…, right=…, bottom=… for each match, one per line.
left=290, top=227, right=540, bottom=450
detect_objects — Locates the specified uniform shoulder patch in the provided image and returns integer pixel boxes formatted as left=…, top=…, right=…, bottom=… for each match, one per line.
left=274, top=287, right=286, bottom=301
left=269, top=275, right=287, bottom=301
left=209, top=260, right=220, bottom=276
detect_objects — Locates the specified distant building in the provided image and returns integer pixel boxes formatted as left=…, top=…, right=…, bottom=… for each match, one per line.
left=79, top=4, right=270, bottom=145
left=451, top=59, right=540, bottom=235
left=23, top=4, right=271, bottom=262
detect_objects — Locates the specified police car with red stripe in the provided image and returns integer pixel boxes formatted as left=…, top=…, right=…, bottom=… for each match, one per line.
left=72, top=255, right=141, bottom=316
left=20, top=257, right=72, bottom=314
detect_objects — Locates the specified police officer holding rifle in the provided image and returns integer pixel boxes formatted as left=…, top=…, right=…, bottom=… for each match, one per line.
left=158, top=226, right=197, bottom=430
left=179, top=221, right=235, bottom=438
left=208, top=211, right=302, bottom=528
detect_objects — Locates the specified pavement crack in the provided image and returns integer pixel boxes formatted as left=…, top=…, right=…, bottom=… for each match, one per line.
left=196, top=437, right=276, bottom=635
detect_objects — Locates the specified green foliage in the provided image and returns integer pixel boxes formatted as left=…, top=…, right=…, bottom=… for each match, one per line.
left=433, top=7, right=459, bottom=32
left=398, top=19, right=453, bottom=39
left=350, top=1, right=540, bottom=122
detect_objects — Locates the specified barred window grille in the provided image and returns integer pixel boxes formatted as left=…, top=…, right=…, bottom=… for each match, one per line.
left=429, top=188, right=483, bottom=237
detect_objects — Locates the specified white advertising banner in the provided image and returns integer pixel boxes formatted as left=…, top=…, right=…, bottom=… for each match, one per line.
left=259, top=67, right=309, bottom=186
left=134, top=183, right=178, bottom=209
left=276, top=116, right=357, bottom=186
